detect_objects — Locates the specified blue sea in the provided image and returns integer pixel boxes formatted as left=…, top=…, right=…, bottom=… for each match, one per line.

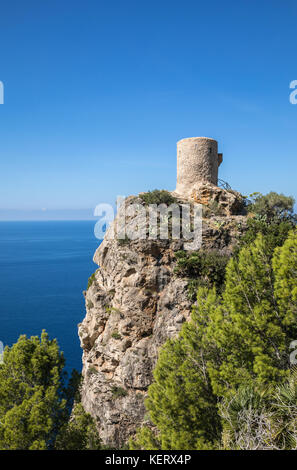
left=0, top=221, right=100, bottom=373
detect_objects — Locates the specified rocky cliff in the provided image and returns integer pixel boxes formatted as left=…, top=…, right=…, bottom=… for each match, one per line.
left=78, top=188, right=247, bottom=447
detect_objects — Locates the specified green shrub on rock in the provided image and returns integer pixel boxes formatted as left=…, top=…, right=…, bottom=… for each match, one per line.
left=111, top=386, right=127, bottom=399
left=87, top=272, right=97, bottom=290
left=139, top=190, right=177, bottom=206
left=174, top=249, right=229, bottom=295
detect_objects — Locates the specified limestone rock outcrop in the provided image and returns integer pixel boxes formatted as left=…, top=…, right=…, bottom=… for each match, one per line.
left=189, top=182, right=244, bottom=216
left=78, top=195, right=247, bottom=447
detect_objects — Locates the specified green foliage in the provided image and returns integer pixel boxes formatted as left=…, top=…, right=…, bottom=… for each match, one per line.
left=272, top=230, right=297, bottom=323
left=111, top=386, right=127, bottom=399
left=0, top=331, right=67, bottom=449
left=105, top=305, right=122, bottom=316
left=129, top=426, right=161, bottom=450
left=239, top=217, right=295, bottom=254
left=203, top=200, right=225, bottom=217
left=139, top=190, right=177, bottom=206
left=118, top=234, right=130, bottom=245
left=55, top=403, right=101, bottom=450
left=87, top=272, right=97, bottom=290
left=111, top=331, right=122, bottom=340
left=271, top=367, right=297, bottom=449
left=65, top=369, right=82, bottom=407
left=174, top=249, right=229, bottom=296
left=87, top=366, right=98, bottom=377
left=220, top=368, right=297, bottom=449
left=219, top=384, right=272, bottom=450
left=247, top=192, right=296, bottom=222
left=87, top=300, right=94, bottom=309
left=134, top=229, right=297, bottom=450
left=0, top=331, right=100, bottom=450
left=139, top=288, right=222, bottom=450
left=206, top=231, right=297, bottom=396
left=238, top=192, right=296, bottom=254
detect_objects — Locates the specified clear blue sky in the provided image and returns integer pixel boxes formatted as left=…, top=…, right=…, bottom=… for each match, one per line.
left=0, top=0, right=296, bottom=219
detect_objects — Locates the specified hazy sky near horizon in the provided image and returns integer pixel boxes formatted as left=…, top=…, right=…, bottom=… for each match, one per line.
left=0, top=0, right=296, bottom=219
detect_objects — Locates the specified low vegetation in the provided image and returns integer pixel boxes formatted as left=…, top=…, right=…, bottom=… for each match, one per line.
left=220, top=369, right=297, bottom=450
left=111, top=386, right=128, bottom=399
left=55, top=403, right=101, bottom=450
left=139, top=189, right=177, bottom=206
left=238, top=191, right=296, bottom=252
left=130, top=192, right=297, bottom=450
left=174, top=249, right=229, bottom=296
left=87, top=271, right=97, bottom=290
left=117, top=234, right=130, bottom=245
left=111, top=331, right=122, bottom=340
left=0, top=331, right=101, bottom=450
left=203, top=200, right=225, bottom=217
left=87, top=300, right=94, bottom=309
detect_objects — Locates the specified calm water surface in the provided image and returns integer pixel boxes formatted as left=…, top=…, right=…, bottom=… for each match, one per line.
left=0, top=221, right=100, bottom=372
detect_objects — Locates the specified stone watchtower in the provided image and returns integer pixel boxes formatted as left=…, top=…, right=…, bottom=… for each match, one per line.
left=175, top=137, right=223, bottom=198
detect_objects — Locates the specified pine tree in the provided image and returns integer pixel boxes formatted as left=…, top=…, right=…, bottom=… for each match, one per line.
left=132, top=229, right=297, bottom=450
left=207, top=230, right=297, bottom=396
left=132, top=288, right=221, bottom=450
left=273, top=230, right=297, bottom=325
left=0, top=331, right=101, bottom=450
left=55, top=403, right=101, bottom=450
left=0, top=331, right=66, bottom=449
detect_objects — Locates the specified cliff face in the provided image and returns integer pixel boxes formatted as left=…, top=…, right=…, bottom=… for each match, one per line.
left=78, top=192, right=246, bottom=447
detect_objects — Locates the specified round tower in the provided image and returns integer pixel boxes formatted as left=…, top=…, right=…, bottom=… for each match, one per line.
left=175, top=137, right=223, bottom=198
